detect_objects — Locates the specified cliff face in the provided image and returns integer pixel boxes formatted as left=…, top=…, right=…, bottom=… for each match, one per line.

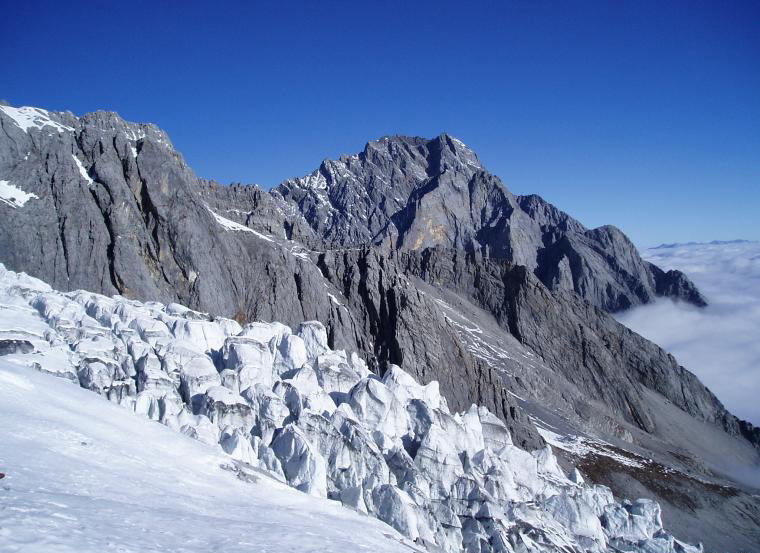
left=0, top=104, right=736, bottom=440
left=270, top=134, right=705, bottom=311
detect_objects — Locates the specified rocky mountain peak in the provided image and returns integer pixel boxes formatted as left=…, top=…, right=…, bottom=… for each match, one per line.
left=0, top=105, right=174, bottom=159
left=78, top=109, right=174, bottom=148
left=270, top=133, right=705, bottom=312
left=271, top=132, right=493, bottom=253
left=361, top=133, right=483, bottom=177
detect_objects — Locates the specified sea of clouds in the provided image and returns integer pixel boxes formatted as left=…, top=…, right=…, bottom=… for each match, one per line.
left=616, top=240, right=760, bottom=426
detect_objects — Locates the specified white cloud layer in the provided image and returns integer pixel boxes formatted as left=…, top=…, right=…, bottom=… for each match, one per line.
left=616, top=241, right=760, bottom=426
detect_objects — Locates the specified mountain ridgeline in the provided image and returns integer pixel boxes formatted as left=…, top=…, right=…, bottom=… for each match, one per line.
left=1, top=104, right=759, bottom=551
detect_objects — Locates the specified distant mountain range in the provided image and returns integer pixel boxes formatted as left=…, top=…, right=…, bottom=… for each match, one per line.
left=651, top=239, right=756, bottom=249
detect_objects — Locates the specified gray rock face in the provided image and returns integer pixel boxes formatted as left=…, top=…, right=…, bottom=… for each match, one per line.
left=398, top=247, right=742, bottom=439
left=0, top=339, right=34, bottom=355
left=270, top=135, right=705, bottom=312
left=0, top=103, right=747, bottom=434
left=1, top=104, right=758, bottom=550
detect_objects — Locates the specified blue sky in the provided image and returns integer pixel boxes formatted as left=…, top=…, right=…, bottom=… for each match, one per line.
left=3, top=0, right=758, bottom=246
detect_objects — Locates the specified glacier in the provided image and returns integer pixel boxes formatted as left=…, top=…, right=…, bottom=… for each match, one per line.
left=0, top=263, right=703, bottom=553
left=0, top=357, right=420, bottom=553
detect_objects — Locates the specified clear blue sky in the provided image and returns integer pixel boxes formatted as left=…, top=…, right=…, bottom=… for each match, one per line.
left=3, top=0, right=758, bottom=246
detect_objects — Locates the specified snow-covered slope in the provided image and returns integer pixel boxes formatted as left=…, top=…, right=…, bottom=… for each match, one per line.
left=0, top=363, right=420, bottom=553
left=0, top=264, right=702, bottom=553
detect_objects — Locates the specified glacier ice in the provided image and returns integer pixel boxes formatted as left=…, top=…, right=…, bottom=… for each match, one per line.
left=0, top=263, right=703, bottom=553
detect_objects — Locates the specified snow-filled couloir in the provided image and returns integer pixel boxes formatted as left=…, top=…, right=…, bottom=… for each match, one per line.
left=0, top=264, right=702, bottom=553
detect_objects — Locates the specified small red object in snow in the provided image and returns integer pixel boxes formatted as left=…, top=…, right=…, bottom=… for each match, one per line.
left=0, top=473, right=5, bottom=479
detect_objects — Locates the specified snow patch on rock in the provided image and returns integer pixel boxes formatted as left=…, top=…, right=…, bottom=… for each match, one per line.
left=72, top=154, right=94, bottom=186
left=206, top=205, right=274, bottom=242
left=0, top=105, right=75, bottom=133
left=0, top=179, right=38, bottom=208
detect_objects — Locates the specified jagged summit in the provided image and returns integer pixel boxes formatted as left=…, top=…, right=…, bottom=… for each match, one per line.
left=363, top=132, right=483, bottom=171
left=270, top=131, right=705, bottom=311
left=0, top=104, right=174, bottom=152
left=272, top=132, right=486, bottom=252
left=0, top=101, right=711, bottom=314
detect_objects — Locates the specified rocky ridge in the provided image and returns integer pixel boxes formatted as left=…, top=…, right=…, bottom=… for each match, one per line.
left=269, top=134, right=706, bottom=312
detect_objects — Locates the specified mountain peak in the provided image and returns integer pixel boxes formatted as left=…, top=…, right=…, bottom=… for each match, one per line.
left=361, top=133, right=481, bottom=172
left=0, top=104, right=174, bottom=152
